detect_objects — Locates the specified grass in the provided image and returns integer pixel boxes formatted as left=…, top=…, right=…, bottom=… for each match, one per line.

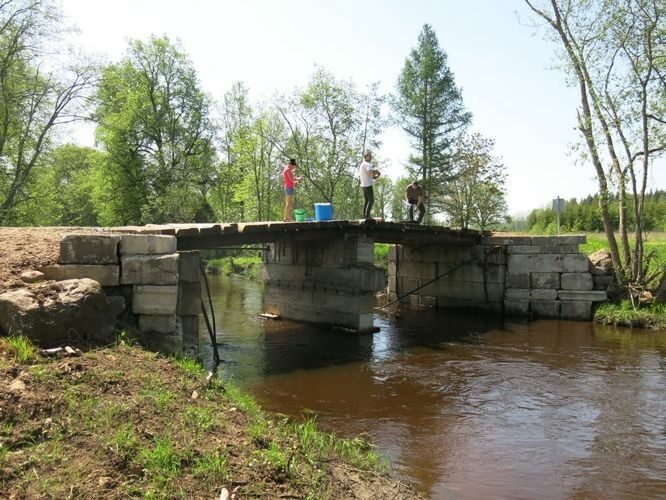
left=0, top=335, right=39, bottom=364
left=594, top=301, right=666, bottom=329
left=581, top=232, right=666, bottom=278
left=0, top=341, right=413, bottom=498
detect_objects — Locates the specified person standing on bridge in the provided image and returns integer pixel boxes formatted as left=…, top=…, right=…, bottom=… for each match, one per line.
left=359, top=150, right=380, bottom=220
left=405, top=180, right=425, bottom=224
left=283, top=158, right=302, bottom=221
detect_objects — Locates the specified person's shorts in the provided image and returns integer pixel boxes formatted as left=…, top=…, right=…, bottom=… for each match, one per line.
left=284, top=187, right=294, bottom=195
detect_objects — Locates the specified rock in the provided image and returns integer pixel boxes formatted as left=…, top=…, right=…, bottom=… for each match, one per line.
left=220, top=488, right=230, bottom=500
left=589, top=249, right=613, bottom=276
left=0, top=279, right=116, bottom=344
left=9, top=379, right=26, bottom=392
left=20, top=270, right=45, bottom=284
left=106, top=295, right=127, bottom=318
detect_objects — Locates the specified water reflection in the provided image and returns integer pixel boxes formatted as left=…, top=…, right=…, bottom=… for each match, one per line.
left=200, top=274, right=666, bottom=499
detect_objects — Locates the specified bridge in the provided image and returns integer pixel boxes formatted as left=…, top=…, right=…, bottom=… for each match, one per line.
left=46, top=220, right=607, bottom=357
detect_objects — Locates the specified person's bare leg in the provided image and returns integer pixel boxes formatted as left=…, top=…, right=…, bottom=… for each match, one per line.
left=284, top=194, right=293, bottom=221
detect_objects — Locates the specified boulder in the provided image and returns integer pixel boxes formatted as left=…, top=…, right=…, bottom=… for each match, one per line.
left=20, top=270, right=45, bottom=284
left=0, top=279, right=116, bottom=344
left=589, top=249, right=613, bottom=276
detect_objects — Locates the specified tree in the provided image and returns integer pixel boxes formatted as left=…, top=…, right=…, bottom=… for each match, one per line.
left=524, top=0, right=666, bottom=290
left=393, top=24, right=472, bottom=223
left=0, top=0, right=95, bottom=224
left=440, top=133, right=508, bottom=230
left=93, top=35, right=216, bottom=224
left=274, top=67, right=385, bottom=219
left=18, top=144, right=100, bottom=226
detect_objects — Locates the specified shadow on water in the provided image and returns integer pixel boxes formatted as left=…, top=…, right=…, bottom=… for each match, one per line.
left=198, top=274, right=666, bottom=499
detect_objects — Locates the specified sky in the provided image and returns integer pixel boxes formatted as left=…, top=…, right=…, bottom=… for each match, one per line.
left=59, top=0, right=664, bottom=216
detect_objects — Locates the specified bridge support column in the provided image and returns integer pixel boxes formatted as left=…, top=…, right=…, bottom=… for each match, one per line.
left=260, top=235, right=384, bottom=332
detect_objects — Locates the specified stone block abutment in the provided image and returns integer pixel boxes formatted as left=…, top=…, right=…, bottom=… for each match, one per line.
left=387, top=235, right=607, bottom=320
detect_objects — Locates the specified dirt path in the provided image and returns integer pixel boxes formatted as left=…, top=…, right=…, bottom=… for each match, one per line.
left=0, top=227, right=100, bottom=293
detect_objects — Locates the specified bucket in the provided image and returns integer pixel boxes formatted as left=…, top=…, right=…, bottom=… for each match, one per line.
left=314, top=203, right=332, bottom=221
left=293, top=208, right=306, bottom=222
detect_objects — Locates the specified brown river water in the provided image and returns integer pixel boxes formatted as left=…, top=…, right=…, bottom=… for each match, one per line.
left=200, top=275, right=666, bottom=499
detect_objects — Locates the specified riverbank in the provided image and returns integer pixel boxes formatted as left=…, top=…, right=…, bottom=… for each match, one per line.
left=0, top=336, right=421, bottom=498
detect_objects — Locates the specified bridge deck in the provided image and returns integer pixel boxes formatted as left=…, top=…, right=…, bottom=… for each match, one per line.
left=106, top=220, right=481, bottom=249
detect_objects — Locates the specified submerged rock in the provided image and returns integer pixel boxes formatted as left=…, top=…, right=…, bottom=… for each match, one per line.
left=0, top=278, right=116, bottom=344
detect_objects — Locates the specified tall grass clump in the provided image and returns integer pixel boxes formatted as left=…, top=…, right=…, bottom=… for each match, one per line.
left=0, top=335, right=39, bottom=364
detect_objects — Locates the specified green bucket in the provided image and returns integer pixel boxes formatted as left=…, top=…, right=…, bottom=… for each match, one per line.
left=293, top=208, right=306, bottom=222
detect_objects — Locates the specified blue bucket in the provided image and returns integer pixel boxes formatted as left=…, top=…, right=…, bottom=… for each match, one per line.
left=314, top=203, right=332, bottom=221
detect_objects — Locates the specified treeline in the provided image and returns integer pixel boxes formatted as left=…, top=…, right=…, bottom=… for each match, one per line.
left=0, top=1, right=509, bottom=228
left=526, top=191, right=666, bottom=234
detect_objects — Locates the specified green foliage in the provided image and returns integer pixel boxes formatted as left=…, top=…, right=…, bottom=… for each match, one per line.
left=93, top=35, right=216, bottom=225
left=206, top=255, right=261, bottom=279
left=0, top=335, right=39, bottom=364
left=0, top=1, right=96, bottom=224
left=526, top=191, right=666, bottom=233
left=393, top=24, right=472, bottom=223
left=440, top=133, right=507, bottom=230
left=173, top=356, right=206, bottom=379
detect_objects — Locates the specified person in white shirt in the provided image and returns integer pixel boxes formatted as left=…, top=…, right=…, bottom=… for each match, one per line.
left=358, top=150, right=380, bottom=219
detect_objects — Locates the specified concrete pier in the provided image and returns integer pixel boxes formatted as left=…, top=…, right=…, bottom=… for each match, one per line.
left=260, top=235, right=385, bottom=332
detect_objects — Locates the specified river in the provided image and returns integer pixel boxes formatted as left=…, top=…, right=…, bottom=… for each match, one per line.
left=199, top=274, right=666, bottom=499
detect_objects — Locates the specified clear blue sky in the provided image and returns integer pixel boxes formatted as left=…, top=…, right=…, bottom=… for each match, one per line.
left=61, top=0, right=664, bottom=216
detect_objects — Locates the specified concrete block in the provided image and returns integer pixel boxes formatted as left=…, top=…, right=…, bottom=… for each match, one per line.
left=531, top=289, right=558, bottom=300
left=506, top=288, right=530, bottom=299
left=41, top=264, right=120, bottom=287
left=177, top=315, right=200, bottom=355
left=177, top=282, right=202, bottom=315
left=133, top=285, right=178, bottom=315
left=532, top=235, right=586, bottom=245
left=558, top=290, right=607, bottom=302
left=507, top=245, right=559, bottom=254
left=388, top=245, right=397, bottom=260
left=531, top=272, right=560, bottom=289
left=121, top=254, right=179, bottom=285
left=60, top=235, right=120, bottom=264
left=388, top=261, right=397, bottom=277
left=481, top=236, right=532, bottom=246
left=356, top=237, right=374, bottom=264
left=561, top=301, right=592, bottom=320
left=178, top=251, right=201, bottom=283
left=504, top=299, right=529, bottom=316
left=531, top=300, right=560, bottom=317
left=387, top=276, right=397, bottom=293
left=474, top=246, right=506, bottom=264
left=507, top=272, right=529, bottom=288
left=561, top=272, right=593, bottom=291
left=508, top=253, right=589, bottom=273
left=119, top=234, right=177, bottom=255
left=139, top=314, right=176, bottom=334
left=559, top=244, right=580, bottom=254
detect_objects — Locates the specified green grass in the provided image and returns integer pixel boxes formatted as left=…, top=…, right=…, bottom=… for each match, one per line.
left=582, top=232, right=666, bottom=270
left=0, top=335, right=39, bottom=364
left=594, top=301, right=666, bottom=329
left=192, top=450, right=228, bottom=481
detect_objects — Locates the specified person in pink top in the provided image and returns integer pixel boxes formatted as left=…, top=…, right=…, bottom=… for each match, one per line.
left=283, top=158, right=302, bottom=221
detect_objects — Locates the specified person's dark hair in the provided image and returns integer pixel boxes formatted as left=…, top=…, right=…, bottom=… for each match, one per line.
left=413, top=180, right=419, bottom=185
left=289, top=158, right=297, bottom=165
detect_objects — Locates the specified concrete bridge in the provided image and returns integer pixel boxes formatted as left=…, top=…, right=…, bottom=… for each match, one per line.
left=45, top=220, right=608, bottom=357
